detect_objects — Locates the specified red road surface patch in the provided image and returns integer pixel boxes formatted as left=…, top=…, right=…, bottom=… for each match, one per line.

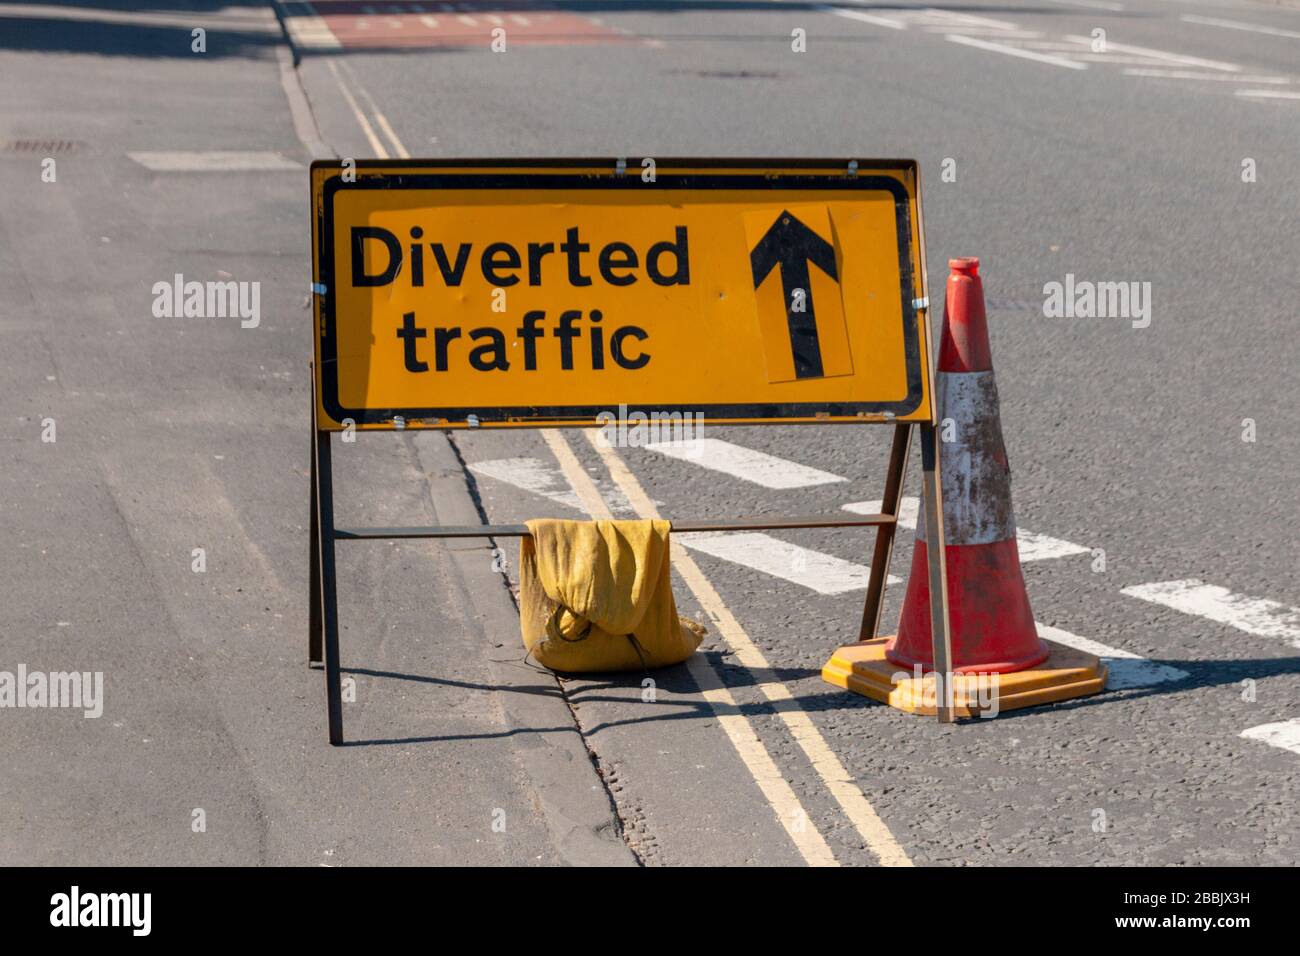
left=302, top=0, right=640, bottom=48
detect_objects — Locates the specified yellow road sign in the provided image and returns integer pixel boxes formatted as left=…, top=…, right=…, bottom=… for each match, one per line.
left=310, top=160, right=933, bottom=429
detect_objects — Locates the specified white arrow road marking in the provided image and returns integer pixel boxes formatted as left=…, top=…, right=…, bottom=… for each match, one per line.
left=677, top=532, right=900, bottom=595
left=1035, top=624, right=1188, bottom=690
left=1240, top=719, right=1300, bottom=756
left=1121, top=580, right=1300, bottom=647
left=644, top=438, right=847, bottom=489
left=842, top=497, right=1090, bottom=562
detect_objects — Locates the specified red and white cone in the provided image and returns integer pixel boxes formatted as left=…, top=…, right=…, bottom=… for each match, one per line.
left=887, top=258, right=1049, bottom=674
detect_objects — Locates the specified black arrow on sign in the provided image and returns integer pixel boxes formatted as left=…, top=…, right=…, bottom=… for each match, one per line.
left=749, top=210, right=839, bottom=380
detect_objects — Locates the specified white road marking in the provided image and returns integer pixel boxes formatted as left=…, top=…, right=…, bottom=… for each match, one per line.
left=924, top=8, right=1019, bottom=30
left=1071, top=53, right=1180, bottom=64
left=843, top=497, right=921, bottom=528
left=677, top=531, right=899, bottom=595
left=467, top=455, right=635, bottom=515
left=127, top=151, right=302, bottom=171
left=580, top=430, right=913, bottom=866
left=1065, top=36, right=1240, bottom=71
left=1036, top=624, right=1188, bottom=690
left=643, top=438, right=846, bottom=489
left=1182, top=14, right=1300, bottom=42
left=841, top=497, right=1089, bottom=562
left=1017, top=40, right=1096, bottom=51
left=538, top=430, right=840, bottom=867
left=1121, top=580, right=1300, bottom=647
left=824, top=7, right=906, bottom=30
left=468, top=458, right=585, bottom=511
left=946, top=34, right=1089, bottom=70
left=1015, top=529, right=1092, bottom=562
left=1236, top=89, right=1300, bottom=100
left=1123, top=69, right=1289, bottom=83
left=924, top=27, right=1042, bottom=39
left=277, top=1, right=342, bottom=49
left=1042, top=0, right=1124, bottom=10
left=1240, top=719, right=1300, bottom=756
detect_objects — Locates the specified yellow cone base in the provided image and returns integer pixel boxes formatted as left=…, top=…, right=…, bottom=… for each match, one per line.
left=821, top=637, right=1108, bottom=717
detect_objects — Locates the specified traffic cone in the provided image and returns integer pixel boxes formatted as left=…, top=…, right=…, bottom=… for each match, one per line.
left=887, top=257, right=1046, bottom=674
left=822, top=258, right=1107, bottom=716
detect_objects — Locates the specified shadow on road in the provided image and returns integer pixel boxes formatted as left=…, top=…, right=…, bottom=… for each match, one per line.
left=334, top=650, right=1300, bottom=743
left=0, top=1, right=283, bottom=58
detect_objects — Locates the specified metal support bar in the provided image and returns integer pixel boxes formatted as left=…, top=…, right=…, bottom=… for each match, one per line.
left=308, top=365, right=323, bottom=669
left=859, top=421, right=913, bottom=640
left=919, top=422, right=954, bottom=723
left=314, top=422, right=345, bottom=745
left=334, top=513, right=896, bottom=541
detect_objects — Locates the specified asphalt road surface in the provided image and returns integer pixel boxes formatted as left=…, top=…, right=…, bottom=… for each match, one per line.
left=0, top=0, right=1296, bottom=866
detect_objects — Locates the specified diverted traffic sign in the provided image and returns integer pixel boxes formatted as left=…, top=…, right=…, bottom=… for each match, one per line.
left=310, top=159, right=933, bottom=429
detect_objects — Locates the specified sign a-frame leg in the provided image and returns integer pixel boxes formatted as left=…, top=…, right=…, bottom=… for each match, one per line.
left=918, top=422, right=954, bottom=723
left=309, top=370, right=323, bottom=670
left=310, top=364, right=345, bottom=744
left=859, top=421, right=912, bottom=641
left=823, top=420, right=955, bottom=724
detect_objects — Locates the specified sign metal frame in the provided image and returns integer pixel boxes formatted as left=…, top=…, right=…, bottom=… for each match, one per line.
left=307, top=158, right=956, bottom=744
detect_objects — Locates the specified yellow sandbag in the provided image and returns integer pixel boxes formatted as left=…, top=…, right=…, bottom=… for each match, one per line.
left=519, top=518, right=705, bottom=672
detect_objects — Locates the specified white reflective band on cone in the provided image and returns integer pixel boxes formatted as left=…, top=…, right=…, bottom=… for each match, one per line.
left=916, top=370, right=1018, bottom=546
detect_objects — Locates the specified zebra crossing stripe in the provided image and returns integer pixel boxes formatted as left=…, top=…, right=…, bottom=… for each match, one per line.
left=644, top=438, right=847, bottom=489
left=1240, top=719, right=1300, bottom=756
left=1121, top=580, right=1300, bottom=647
left=841, top=497, right=1089, bottom=562
left=1035, top=624, right=1187, bottom=689
left=677, top=531, right=899, bottom=595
